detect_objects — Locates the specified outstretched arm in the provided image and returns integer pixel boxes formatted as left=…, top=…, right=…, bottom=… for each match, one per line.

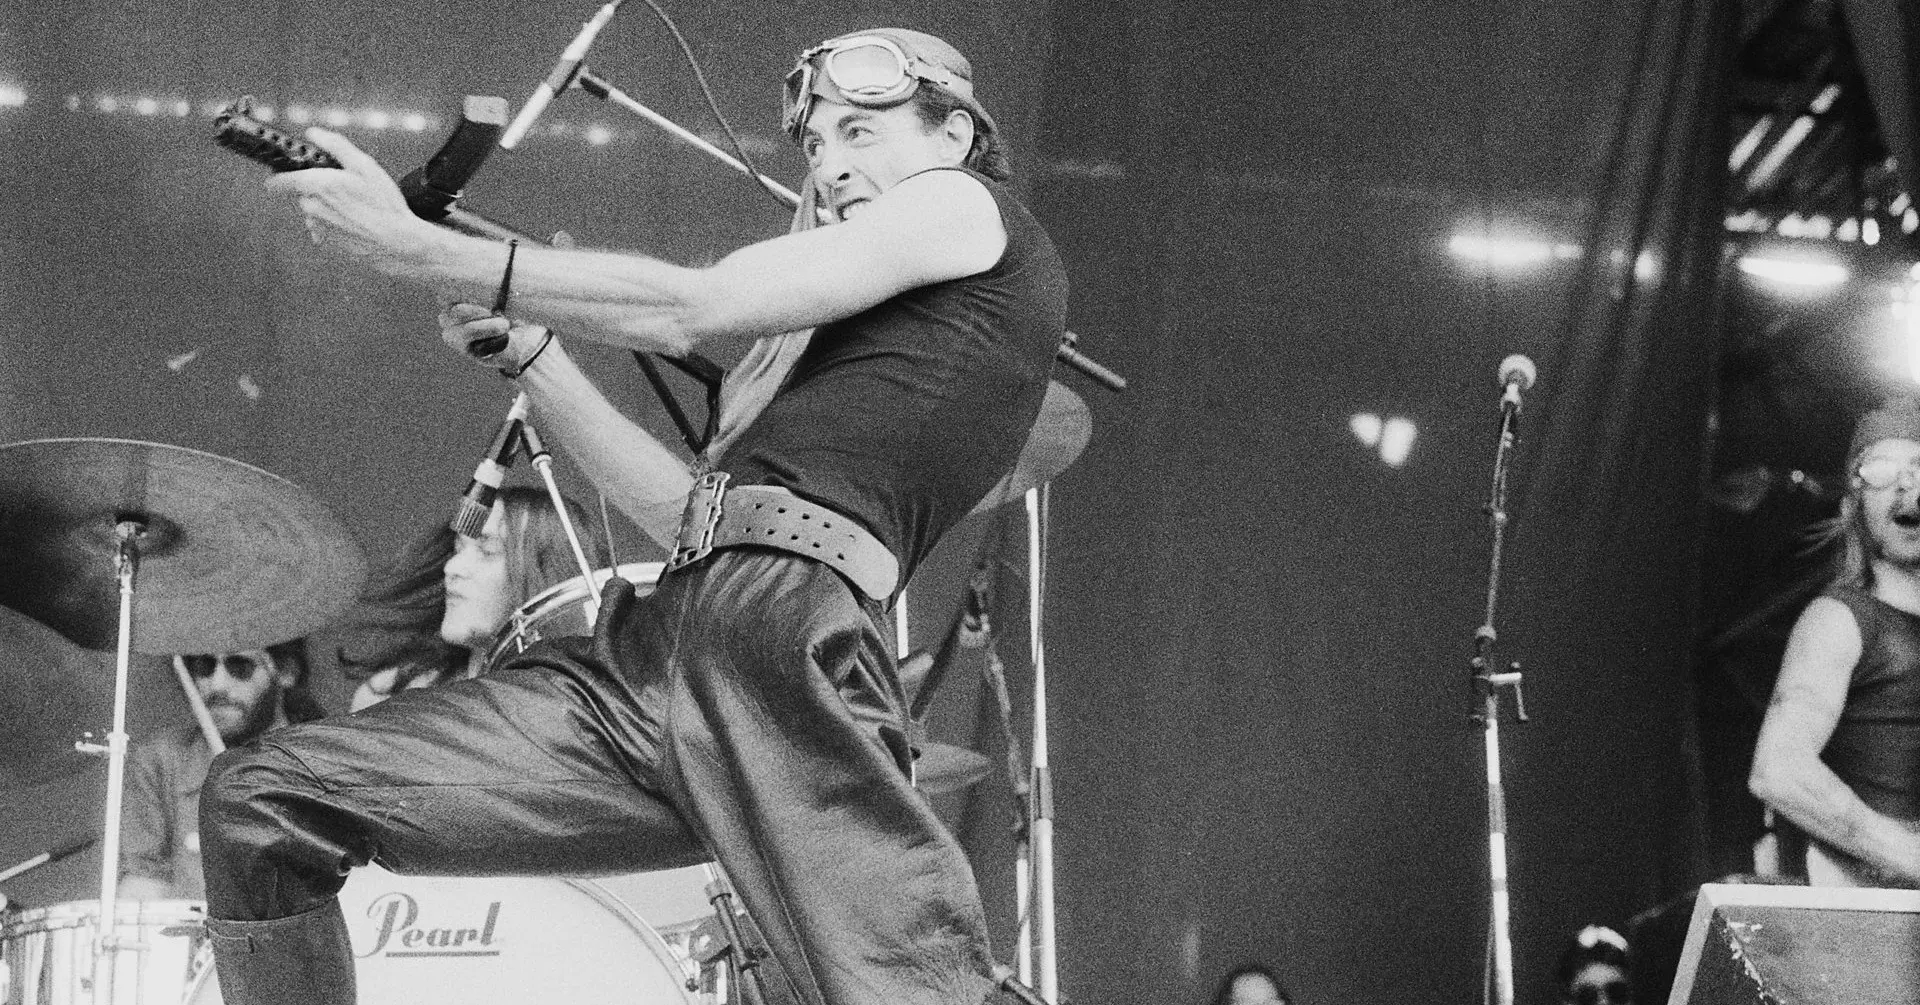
left=1750, top=596, right=1920, bottom=882
left=270, top=129, right=1004, bottom=355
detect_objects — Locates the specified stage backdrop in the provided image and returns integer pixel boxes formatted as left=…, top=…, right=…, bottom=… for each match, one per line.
left=0, top=1, right=1724, bottom=1002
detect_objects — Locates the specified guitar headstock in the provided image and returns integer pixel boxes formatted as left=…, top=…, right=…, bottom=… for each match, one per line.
left=212, top=97, right=341, bottom=172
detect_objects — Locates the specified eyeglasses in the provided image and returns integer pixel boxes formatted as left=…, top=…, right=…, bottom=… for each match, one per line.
left=781, top=35, right=955, bottom=140
left=1570, top=980, right=1633, bottom=1005
left=179, top=653, right=268, bottom=681
left=1856, top=456, right=1920, bottom=490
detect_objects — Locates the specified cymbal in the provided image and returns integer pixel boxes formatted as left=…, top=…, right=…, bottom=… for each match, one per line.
left=916, top=742, right=992, bottom=795
left=0, top=438, right=367, bottom=654
left=969, top=380, right=1092, bottom=515
left=0, top=599, right=115, bottom=787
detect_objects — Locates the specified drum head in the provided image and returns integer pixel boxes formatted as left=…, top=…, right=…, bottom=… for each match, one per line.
left=487, top=562, right=663, bottom=670
left=186, top=868, right=693, bottom=1005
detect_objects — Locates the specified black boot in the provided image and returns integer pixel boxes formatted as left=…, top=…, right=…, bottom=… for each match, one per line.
left=204, top=900, right=357, bottom=1005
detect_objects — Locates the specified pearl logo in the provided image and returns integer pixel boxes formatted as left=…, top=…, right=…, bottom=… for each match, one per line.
left=359, top=891, right=503, bottom=958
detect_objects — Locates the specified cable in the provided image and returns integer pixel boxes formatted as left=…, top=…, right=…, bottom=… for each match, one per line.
left=634, top=0, right=794, bottom=212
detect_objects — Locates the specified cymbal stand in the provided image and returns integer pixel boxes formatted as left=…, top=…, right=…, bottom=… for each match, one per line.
left=1470, top=394, right=1529, bottom=1005
left=80, top=520, right=145, bottom=1002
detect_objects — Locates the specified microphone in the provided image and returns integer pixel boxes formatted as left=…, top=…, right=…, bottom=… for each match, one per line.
left=451, top=394, right=531, bottom=538
left=1498, top=354, right=1537, bottom=412
left=397, top=95, right=510, bottom=221
left=499, top=2, right=624, bottom=150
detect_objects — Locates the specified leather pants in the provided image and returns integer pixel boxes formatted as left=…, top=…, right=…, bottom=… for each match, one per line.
left=198, top=549, right=996, bottom=1005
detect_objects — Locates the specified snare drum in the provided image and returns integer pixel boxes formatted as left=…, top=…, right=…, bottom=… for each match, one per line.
left=1, top=899, right=206, bottom=1005
left=185, top=866, right=694, bottom=1005
left=486, top=562, right=664, bottom=670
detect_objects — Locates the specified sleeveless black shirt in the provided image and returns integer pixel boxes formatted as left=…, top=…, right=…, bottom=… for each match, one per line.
left=1822, top=583, right=1920, bottom=820
left=719, top=169, right=1068, bottom=584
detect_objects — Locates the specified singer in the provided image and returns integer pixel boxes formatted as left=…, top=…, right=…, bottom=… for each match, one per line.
left=199, top=27, right=1064, bottom=1005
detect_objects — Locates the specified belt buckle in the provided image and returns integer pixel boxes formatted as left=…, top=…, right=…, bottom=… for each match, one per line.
left=666, top=471, right=730, bottom=574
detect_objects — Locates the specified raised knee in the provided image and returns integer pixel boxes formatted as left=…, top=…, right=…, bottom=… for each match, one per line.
left=199, top=743, right=319, bottom=839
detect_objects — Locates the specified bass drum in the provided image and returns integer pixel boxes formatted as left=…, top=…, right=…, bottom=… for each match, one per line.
left=487, top=562, right=665, bottom=670
left=2, top=899, right=206, bottom=1005
left=185, top=866, right=694, bottom=1005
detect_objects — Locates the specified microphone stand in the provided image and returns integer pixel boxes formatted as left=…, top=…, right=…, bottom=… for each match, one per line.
left=1471, top=392, right=1529, bottom=1005
left=517, top=411, right=605, bottom=622
left=1022, top=485, right=1057, bottom=1003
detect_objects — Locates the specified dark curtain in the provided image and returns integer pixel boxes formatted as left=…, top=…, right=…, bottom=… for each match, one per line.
left=936, top=1, right=1733, bottom=1002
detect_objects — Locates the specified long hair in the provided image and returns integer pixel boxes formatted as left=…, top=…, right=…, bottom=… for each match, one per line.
left=338, top=487, right=608, bottom=679
left=495, top=485, right=608, bottom=611
left=1830, top=491, right=1874, bottom=589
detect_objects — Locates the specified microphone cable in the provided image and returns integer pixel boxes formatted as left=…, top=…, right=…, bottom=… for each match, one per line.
left=632, top=0, right=794, bottom=213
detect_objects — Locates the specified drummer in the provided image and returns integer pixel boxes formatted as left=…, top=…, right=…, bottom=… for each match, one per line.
left=118, top=640, right=325, bottom=900
left=344, top=485, right=608, bottom=709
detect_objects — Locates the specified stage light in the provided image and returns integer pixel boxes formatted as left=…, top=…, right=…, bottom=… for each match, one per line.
left=1748, top=116, right=1815, bottom=191
left=1865, top=219, right=1882, bottom=246
left=285, top=105, right=312, bottom=124
left=1447, top=234, right=1570, bottom=268
left=1380, top=418, right=1417, bottom=467
left=96, top=95, right=119, bottom=113
left=1728, top=117, right=1769, bottom=172
left=133, top=97, right=160, bottom=116
left=321, top=107, right=351, bottom=128
left=0, top=84, right=25, bottom=109
left=1737, top=255, right=1848, bottom=288
left=1906, top=210, right=1919, bottom=235
left=172, top=100, right=191, bottom=118
left=360, top=110, right=392, bottom=130
left=401, top=112, right=429, bottom=132
left=1351, top=413, right=1417, bottom=466
left=585, top=125, right=613, bottom=146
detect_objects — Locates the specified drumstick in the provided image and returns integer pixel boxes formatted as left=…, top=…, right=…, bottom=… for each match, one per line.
left=171, top=657, right=228, bottom=754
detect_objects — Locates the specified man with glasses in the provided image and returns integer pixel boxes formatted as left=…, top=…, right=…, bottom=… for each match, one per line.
left=119, top=641, right=324, bottom=900
left=1751, top=400, right=1920, bottom=887
left=204, top=27, right=1063, bottom=1005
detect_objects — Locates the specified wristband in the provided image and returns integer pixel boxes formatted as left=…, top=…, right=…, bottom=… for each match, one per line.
left=500, top=329, right=554, bottom=379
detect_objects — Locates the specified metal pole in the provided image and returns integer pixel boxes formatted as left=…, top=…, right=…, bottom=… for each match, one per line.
left=519, top=415, right=603, bottom=624
left=1025, top=486, right=1057, bottom=1004
left=1472, top=392, right=1528, bottom=1005
left=91, top=520, right=144, bottom=1004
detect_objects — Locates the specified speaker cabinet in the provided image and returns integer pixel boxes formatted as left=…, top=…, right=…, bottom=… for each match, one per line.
left=1670, top=883, right=1920, bottom=1003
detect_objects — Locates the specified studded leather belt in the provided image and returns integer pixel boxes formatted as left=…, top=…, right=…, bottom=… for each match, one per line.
left=664, top=472, right=900, bottom=600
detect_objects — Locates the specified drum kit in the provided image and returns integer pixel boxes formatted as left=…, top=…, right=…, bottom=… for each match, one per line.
left=0, top=377, right=1091, bottom=1005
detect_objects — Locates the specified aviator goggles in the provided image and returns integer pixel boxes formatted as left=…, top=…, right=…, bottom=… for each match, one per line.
left=781, top=35, right=958, bottom=140
left=178, top=652, right=270, bottom=681
left=1857, top=455, right=1920, bottom=490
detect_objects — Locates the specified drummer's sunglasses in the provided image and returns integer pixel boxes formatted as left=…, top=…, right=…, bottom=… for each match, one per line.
left=180, top=653, right=268, bottom=681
